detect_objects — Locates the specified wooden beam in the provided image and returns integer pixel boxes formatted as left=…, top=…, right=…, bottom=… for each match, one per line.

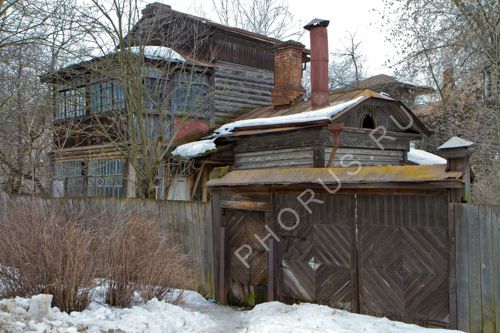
left=267, top=238, right=279, bottom=301
left=219, top=226, right=229, bottom=305
left=220, top=199, right=269, bottom=211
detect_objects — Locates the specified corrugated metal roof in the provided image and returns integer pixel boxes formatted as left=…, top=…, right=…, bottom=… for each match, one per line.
left=206, top=165, right=463, bottom=187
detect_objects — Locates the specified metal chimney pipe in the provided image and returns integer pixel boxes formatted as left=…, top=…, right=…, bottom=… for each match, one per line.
left=304, top=19, right=330, bottom=109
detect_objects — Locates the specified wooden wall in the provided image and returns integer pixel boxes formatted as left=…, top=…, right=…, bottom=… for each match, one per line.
left=0, top=194, right=215, bottom=296
left=213, top=61, right=273, bottom=124
left=452, top=203, right=500, bottom=333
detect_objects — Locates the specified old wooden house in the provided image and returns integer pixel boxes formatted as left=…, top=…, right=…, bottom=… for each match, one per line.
left=42, top=3, right=296, bottom=199
left=173, top=19, right=472, bottom=329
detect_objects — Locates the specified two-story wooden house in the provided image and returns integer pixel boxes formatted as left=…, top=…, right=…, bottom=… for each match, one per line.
left=42, top=3, right=306, bottom=199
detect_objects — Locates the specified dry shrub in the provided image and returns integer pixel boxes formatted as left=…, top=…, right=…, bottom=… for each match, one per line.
left=0, top=198, right=195, bottom=311
left=0, top=200, right=97, bottom=312
left=99, top=218, right=194, bottom=307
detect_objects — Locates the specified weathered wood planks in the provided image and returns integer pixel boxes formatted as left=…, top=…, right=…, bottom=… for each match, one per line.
left=453, top=203, right=500, bottom=333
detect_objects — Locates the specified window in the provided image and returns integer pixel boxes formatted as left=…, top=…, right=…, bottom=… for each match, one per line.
left=90, top=79, right=125, bottom=114
left=361, top=114, right=376, bottom=129
left=53, top=161, right=85, bottom=197
left=171, top=72, right=209, bottom=115
left=87, top=159, right=124, bottom=198
left=144, top=78, right=167, bottom=111
left=56, top=88, right=86, bottom=119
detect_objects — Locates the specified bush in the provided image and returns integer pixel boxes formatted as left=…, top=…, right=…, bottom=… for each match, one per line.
left=0, top=200, right=97, bottom=312
left=0, top=198, right=194, bottom=312
left=99, top=218, right=194, bottom=307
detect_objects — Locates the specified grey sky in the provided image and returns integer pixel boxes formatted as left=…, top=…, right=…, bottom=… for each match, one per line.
left=157, top=0, right=396, bottom=76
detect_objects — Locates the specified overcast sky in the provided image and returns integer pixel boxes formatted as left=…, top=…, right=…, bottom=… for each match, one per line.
left=157, top=0, right=396, bottom=76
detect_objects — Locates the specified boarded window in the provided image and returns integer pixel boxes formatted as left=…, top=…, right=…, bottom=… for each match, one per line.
left=87, top=159, right=124, bottom=198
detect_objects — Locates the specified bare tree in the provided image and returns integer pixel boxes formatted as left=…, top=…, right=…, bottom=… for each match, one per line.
left=382, top=0, right=499, bottom=204
left=329, top=32, right=366, bottom=90
left=211, top=0, right=302, bottom=39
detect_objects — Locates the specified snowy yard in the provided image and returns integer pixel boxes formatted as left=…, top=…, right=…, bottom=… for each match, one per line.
left=0, top=291, right=462, bottom=333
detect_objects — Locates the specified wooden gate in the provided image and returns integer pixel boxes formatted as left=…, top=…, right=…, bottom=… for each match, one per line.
left=357, top=193, right=449, bottom=327
left=226, top=209, right=267, bottom=305
left=273, top=191, right=450, bottom=327
left=273, top=193, right=357, bottom=311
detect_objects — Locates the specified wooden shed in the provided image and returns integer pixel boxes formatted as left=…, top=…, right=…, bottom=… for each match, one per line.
left=172, top=18, right=471, bottom=329
left=199, top=89, right=470, bottom=329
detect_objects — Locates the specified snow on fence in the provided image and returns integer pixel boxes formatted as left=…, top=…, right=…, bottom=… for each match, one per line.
left=451, top=203, right=500, bottom=333
left=0, top=193, right=215, bottom=297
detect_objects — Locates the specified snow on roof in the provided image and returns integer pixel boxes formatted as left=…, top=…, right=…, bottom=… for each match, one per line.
left=213, top=96, right=365, bottom=136
left=438, top=136, right=474, bottom=150
left=172, top=139, right=216, bottom=158
left=172, top=97, right=364, bottom=159
left=408, top=148, right=446, bottom=165
left=129, top=46, right=186, bottom=62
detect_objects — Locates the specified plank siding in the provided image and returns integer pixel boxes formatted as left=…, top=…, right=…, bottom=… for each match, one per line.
left=233, top=147, right=314, bottom=170
left=324, top=147, right=404, bottom=167
left=214, top=61, right=273, bottom=123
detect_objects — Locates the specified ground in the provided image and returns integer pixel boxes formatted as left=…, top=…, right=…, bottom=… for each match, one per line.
left=0, top=291, right=462, bottom=333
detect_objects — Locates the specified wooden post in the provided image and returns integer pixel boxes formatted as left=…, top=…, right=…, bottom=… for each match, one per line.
left=219, top=226, right=229, bottom=304
left=438, top=137, right=474, bottom=203
left=267, top=238, right=279, bottom=301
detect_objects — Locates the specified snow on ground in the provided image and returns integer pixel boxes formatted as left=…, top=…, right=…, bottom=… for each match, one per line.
left=408, top=148, right=446, bottom=165
left=0, top=290, right=462, bottom=333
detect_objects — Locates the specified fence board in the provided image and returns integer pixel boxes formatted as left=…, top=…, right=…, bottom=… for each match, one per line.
left=467, top=205, right=482, bottom=333
left=494, top=206, right=500, bottom=333
left=454, top=203, right=499, bottom=333
left=456, top=204, right=470, bottom=331
left=479, top=206, right=495, bottom=333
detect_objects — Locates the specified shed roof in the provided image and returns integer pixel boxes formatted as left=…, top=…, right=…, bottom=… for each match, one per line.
left=215, top=89, right=431, bottom=135
left=206, top=165, right=463, bottom=188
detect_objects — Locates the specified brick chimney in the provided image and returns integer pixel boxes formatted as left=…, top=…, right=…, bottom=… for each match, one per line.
left=271, top=41, right=306, bottom=108
left=304, top=19, right=330, bottom=109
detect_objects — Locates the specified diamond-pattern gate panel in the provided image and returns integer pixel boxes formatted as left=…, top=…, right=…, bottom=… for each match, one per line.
left=357, top=194, right=449, bottom=327
left=274, top=193, right=357, bottom=310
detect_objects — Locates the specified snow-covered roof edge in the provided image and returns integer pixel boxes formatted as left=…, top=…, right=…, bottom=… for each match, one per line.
left=408, top=148, right=446, bottom=165
left=171, top=97, right=365, bottom=159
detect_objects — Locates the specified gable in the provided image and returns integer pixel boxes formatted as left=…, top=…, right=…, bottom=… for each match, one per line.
left=334, top=98, right=430, bottom=135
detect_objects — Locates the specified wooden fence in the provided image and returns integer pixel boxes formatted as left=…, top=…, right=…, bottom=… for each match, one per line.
left=0, top=194, right=214, bottom=296
left=452, top=203, right=500, bottom=333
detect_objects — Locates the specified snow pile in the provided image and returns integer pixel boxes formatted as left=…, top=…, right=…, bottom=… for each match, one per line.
left=244, top=302, right=458, bottom=333
left=172, top=97, right=364, bottom=158
left=172, top=139, right=216, bottom=158
left=1, top=291, right=462, bottom=333
left=408, top=148, right=446, bottom=165
left=129, top=46, right=186, bottom=62
left=0, top=292, right=217, bottom=333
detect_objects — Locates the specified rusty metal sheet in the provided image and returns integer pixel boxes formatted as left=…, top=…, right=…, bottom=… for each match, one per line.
left=206, top=165, right=463, bottom=187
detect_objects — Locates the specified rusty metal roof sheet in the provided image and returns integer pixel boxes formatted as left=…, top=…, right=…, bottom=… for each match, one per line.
left=206, top=165, right=463, bottom=187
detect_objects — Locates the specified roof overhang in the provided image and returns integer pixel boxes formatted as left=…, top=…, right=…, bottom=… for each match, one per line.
left=207, top=165, right=464, bottom=188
